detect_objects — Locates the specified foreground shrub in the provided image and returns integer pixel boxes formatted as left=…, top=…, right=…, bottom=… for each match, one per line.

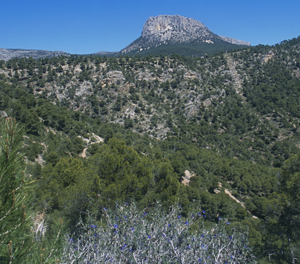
left=61, top=202, right=256, bottom=263
left=0, top=118, right=65, bottom=263
left=0, top=118, right=32, bottom=263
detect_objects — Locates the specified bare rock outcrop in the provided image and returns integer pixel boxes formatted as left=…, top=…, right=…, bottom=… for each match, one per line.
left=261, top=51, right=274, bottom=63
left=106, top=71, right=125, bottom=83
left=0, top=111, right=8, bottom=118
left=182, top=170, right=195, bottom=186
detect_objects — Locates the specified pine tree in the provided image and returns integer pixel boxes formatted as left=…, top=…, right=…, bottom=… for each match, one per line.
left=0, top=117, right=32, bottom=263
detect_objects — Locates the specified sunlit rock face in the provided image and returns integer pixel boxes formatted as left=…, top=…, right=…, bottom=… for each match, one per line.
left=141, top=15, right=211, bottom=43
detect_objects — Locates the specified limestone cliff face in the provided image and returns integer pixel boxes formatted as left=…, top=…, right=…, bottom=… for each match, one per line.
left=141, top=15, right=212, bottom=43
left=121, top=15, right=250, bottom=54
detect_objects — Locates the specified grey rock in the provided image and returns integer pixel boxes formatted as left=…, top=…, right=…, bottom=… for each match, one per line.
left=0, top=48, right=11, bottom=61
left=142, top=15, right=211, bottom=44
left=106, top=71, right=125, bottom=82
left=75, top=81, right=94, bottom=97
left=0, top=111, right=8, bottom=118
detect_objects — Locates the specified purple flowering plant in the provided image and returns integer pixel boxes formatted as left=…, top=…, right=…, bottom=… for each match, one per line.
left=61, top=201, right=256, bottom=263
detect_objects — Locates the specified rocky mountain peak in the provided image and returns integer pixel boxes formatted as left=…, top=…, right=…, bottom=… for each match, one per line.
left=121, top=15, right=250, bottom=54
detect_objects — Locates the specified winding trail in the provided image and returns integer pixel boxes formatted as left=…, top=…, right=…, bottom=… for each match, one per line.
left=80, top=133, right=104, bottom=158
left=216, top=182, right=259, bottom=219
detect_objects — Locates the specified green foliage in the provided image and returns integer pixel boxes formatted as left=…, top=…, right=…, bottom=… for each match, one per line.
left=124, top=118, right=133, bottom=129
left=125, top=37, right=249, bottom=57
left=35, top=138, right=180, bottom=230
left=45, top=151, right=59, bottom=166
left=0, top=118, right=32, bottom=263
left=259, top=153, right=300, bottom=263
left=35, top=157, right=99, bottom=227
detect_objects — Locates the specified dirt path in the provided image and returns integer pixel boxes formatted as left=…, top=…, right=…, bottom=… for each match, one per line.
left=216, top=182, right=258, bottom=219
left=80, top=133, right=104, bottom=158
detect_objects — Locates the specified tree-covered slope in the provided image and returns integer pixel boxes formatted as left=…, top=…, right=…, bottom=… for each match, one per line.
left=0, top=36, right=300, bottom=263
left=122, top=37, right=249, bottom=57
left=2, top=37, right=300, bottom=165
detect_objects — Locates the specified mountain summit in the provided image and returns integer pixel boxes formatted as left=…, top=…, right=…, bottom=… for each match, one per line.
left=121, top=15, right=250, bottom=55
left=142, top=15, right=212, bottom=44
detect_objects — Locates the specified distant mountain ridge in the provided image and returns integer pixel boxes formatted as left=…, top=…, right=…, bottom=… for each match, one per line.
left=0, top=48, right=70, bottom=61
left=121, top=15, right=250, bottom=55
left=219, top=35, right=251, bottom=46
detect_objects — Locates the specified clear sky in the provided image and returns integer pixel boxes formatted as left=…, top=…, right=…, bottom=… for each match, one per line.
left=1, top=0, right=299, bottom=54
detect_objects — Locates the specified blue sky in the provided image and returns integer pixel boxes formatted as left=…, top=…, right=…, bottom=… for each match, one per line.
left=1, top=0, right=299, bottom=54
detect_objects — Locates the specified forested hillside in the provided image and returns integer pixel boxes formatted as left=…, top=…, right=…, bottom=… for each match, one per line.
left=0, top=36, right=300, bottom=263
